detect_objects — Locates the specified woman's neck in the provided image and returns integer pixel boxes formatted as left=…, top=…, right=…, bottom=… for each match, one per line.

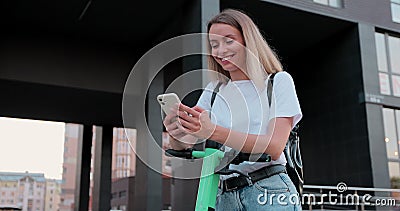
left=229, top=69, right=249, bottom=81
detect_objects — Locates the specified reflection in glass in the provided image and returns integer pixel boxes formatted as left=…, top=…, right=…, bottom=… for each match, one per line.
left=313, top=0, right=342, bottom=7
left=389, top=162, right=400, bottom=177
left=389, top=162, right=400, bottom=189
left=396, top=110, right=400, bottom=148
left=329, top=0, right=342, bottom=8
left=379, top=73, right=391, bottom=95
left=392, top=75, right=400, bottom=97
left=388, top=36, right=400, bottom=74
left=383, top=108, right=399, bottom=159
left=392, top=1, right=400, bottom=23
left=313, top=0, right=328, bottom=5
left=375, top=33, right=388, bottom=72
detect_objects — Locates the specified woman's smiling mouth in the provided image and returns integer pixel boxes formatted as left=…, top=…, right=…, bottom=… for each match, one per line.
left=221, top=55, right=234, bottom=61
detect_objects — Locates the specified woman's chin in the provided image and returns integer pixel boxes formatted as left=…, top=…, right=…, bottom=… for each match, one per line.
left=222, top=66, right=240, bottom=72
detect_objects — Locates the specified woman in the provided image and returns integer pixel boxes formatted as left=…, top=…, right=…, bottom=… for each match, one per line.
left=164, top=9, right=302, bottom=210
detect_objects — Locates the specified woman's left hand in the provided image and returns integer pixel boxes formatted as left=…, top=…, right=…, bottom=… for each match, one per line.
left=174, top=104, right=216, bottom=140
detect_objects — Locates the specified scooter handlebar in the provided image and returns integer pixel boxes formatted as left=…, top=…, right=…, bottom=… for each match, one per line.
left=165, top=148, right=271, bottom=163
left=165, top=148, right=194, bottom=159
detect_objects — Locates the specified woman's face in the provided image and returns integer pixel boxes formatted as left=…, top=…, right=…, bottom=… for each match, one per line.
left=209, top=23, right=247, bottom=77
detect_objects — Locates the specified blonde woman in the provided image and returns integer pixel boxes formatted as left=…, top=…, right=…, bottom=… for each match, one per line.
left=164, top=9, right=302, bottom=210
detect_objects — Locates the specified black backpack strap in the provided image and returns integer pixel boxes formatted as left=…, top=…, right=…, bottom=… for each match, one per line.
left=205, top=81, right=223, bottom=149
left=211, top=82, right=222, bottom=107
left=267, top=73, right=276, bottom=107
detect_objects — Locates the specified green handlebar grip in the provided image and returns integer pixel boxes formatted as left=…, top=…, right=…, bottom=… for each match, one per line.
left=192, top=151, right=206, bottom=158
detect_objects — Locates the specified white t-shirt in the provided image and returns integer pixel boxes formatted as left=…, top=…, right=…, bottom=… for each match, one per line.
left=196, top=71, right=302, bottom=179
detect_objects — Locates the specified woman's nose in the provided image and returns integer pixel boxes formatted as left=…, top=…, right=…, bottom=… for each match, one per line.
left=217, top=44, right=228, bottom=56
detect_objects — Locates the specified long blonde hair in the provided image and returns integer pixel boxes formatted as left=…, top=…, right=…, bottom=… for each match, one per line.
left=207, top=9, right=283, bottom=89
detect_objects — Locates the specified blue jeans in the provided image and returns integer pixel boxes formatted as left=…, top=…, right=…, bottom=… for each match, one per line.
left=216, top=173, right=302, bottom=210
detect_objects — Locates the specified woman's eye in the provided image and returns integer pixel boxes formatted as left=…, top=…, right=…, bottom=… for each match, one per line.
left=211, top=44, right=218, bottom=49
left=226, top=39, right=234, bottom=44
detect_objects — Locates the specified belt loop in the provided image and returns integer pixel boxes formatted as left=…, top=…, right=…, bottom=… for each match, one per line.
left=246, top=176, right=253, bottom=186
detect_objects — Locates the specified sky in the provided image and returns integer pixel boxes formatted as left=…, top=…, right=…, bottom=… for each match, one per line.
left=0, top=117, right=65, bottom=180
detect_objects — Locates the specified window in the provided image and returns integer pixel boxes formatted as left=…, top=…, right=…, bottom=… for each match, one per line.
left=388, top=36, right=400, bottom=75
left=382, top=108, right=400, bottom=188
left=375, top=32, right=400, bottom=97
left=313, top=0, right=343, bottom=8
left=392, top=0, right=400, bottom=23
left=376, top=33, right=388, bottom=72
left=119, top=190, right=126, bottom=198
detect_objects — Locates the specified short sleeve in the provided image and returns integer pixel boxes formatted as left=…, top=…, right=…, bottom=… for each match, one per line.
left=268, top=72, right=302, bottom=128
left=196, top=81, right=219, bottom=112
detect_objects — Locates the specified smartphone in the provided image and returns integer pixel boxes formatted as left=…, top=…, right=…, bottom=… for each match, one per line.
left=157, top=93, right=181, bottom=115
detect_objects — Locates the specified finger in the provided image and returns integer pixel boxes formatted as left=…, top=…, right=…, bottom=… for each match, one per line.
left=178, top=116, right=198, bottom=131
left=164, top=112, right=176, bottom=122
left=198, top=110, right=210, bottom=121
left=177, top=110, right=196, bottom=123
left=170, top=107, right=179, bottom=115
left=164, top=117, right=176, bottom=128
left=176, top=122, right=192, bottom=134
left=179, top=103, right=200, bottom=118
left=192, top=106, right=205, bottom=113
left=169, top=128, right=186, bottom=138
left=165, top=122, right=178, bottom=132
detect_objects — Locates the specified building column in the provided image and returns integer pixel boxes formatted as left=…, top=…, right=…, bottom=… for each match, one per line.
left=171, top=1, right=220, bottom=211
left=74, top=125, right=92, bottom=211
left=133, top=62, right=164, bottom=211
left=358, top=23, right=391, bottom=190
left=92, top=126, right=113, bottom=211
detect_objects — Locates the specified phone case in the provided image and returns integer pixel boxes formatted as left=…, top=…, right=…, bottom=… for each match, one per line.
left=157, top=93, right=181, bottom=115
